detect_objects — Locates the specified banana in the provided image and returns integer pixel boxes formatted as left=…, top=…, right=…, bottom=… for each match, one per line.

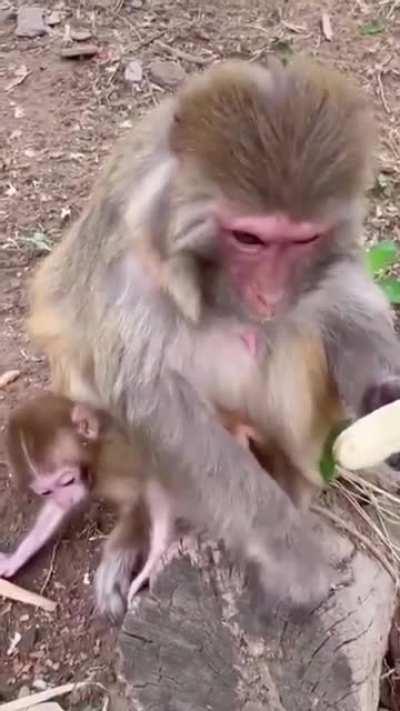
left=333, top=399, right=400, bottom=470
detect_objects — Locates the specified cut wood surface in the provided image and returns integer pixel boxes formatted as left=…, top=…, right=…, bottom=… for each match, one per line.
left=120, top=512, right=396, bottom=711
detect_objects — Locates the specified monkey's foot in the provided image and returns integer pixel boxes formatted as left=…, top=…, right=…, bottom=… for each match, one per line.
left=95, top=549, right=141, bottom=624
left=246, top=527, right=332, bottom=624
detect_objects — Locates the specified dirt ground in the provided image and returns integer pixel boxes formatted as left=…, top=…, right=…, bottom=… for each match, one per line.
left=1, top=0, right=400, bottom=708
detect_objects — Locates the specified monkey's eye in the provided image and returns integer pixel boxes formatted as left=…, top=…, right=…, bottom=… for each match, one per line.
left=61, top=477, right=75, bottom=487
left=41, top=490, right=51, bottom=496
left=296, top=234, right=321, bottom=246
left=231, top=230, right=264, bottom=247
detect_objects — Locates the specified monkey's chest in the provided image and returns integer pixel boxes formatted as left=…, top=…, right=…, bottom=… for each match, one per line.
left=172, top=322, right=263, bottom=416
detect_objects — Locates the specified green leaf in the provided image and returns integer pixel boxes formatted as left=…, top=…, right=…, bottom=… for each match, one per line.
left=360, top=21, right=385, bottom=36
left=319, top=420, right=351, bottom=483
left=378, top=278, right=400, bottom=304
left=365, top=240, right=399, bottom=275
left=270, top=38, right=293, bottom=58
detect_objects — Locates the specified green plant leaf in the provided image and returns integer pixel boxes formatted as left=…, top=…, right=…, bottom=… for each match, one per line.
left=360, top=21, right=385, bottom=36
left=365, top=240, right=399, bottom=275
left=378, top=278, right=400, bottom=304
left=270, top=38, right=293, bottom=58
left=319, top=420, right=351, bottom=483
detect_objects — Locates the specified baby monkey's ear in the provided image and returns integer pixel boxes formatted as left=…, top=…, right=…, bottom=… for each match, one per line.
left=71, top=403, right=101, bottom=441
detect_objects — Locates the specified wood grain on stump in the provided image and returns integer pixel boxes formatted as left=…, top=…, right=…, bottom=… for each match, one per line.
left=120, top=514, right=396, bottom=711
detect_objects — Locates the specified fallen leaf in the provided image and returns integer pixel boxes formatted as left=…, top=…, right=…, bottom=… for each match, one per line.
left=5, top=65, right=30, bottom=92
left=0, top=370, right=21, bottom=388
left=321, top=11, right=333, bottom=41
left=360, top=21, right=385, bottom=36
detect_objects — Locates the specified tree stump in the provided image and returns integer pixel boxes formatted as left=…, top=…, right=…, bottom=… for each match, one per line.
left=119, top=513, right=396, bottom=711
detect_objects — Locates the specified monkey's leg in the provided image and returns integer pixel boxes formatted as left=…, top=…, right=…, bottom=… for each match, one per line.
left=250, top=443, right=318, bottom=512
left=127, top=480, right=173, bottom=604
left=95, top=501, right=149, bottom=623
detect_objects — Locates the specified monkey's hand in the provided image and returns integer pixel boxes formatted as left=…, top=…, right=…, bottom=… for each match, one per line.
left=246, top=521, right=332, bottom=624
left=361, top=377, right=400, bottom=470
left=0, top=551, right=21, bottom=579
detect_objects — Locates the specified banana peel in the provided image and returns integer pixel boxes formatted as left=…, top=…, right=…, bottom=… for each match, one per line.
left=319, top=400, right=400, bottom=482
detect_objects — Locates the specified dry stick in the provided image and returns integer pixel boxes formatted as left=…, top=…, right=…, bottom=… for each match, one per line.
left=40, top=540, right=60, bottom=595
left=154, top=39, right=213, bottom=66
left=0, top=683, right=88, bottom=711
left=311, top=503, right=399, bottom=584
left=377, top=70, right=391, bottom=114
left=0, top=578, right=57, bottom=613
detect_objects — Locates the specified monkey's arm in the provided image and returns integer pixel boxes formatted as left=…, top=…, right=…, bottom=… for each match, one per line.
left=0, top=501, right=66, bottom=578
left=96, top=316, right=330, bottom=616
left=319, top=260, right=400, bottom=421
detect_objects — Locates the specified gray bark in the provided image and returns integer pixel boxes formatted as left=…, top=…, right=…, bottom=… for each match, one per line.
left=119, top=513, right=396, bottom=711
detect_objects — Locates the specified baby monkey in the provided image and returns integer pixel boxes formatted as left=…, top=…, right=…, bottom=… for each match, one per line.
left=1, top=393, right=173, bottom=621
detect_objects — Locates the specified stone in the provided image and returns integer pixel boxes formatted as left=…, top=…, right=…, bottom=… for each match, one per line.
left=124, top=59, right=143, bottom=83
left=148, top=59, right=186, bottom=88
left=16, top=6, right=47, bottom=38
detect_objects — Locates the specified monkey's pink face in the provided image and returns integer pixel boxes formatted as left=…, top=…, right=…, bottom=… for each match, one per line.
left=219, top=212, right=328, bottom=319
left=31, top=468, right=87, bottom=510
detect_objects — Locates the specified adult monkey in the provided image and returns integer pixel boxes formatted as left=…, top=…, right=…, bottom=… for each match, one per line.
left=28, top=57, right=400, bottom=620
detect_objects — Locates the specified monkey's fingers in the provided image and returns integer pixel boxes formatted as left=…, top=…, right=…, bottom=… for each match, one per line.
left=0, top=552, right=20, bottom=579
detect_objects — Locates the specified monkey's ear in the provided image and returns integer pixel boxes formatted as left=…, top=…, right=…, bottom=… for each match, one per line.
left=71, top=404, right=100, bottom=441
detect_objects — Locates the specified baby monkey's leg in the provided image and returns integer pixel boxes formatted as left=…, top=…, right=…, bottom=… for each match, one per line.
left=127, top=480, right=173, bottom=605
left=95, top=500, right=149, bottom=622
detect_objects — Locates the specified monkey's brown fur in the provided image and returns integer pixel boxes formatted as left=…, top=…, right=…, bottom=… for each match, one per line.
left=6, top=393, right=147, bottom=504
left=25, top=56, right=397, bottom=621
left=171, top=59, right=376, bottom=215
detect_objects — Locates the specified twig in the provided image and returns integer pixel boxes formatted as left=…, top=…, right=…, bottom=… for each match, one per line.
left=0, top=578, right=57, bottom=613
left=134, top=29, right=165, bottom=51
left=377, top=70, right=391, bottom=114
left=311, top=503, right=399, bottom=584
left=155, top=40, right=213, bottom=66
left=0, top=683, right=88, bottom=711
left=281, top=20, right=307, bottom=33
left=40, top=540, right=60, bottom=595
left=112, top=0, right=124, bottom=13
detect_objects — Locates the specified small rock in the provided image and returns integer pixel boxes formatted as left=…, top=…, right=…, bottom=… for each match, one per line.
left=124, top=59, right=143, bottom=83
left=130, top=0, right=143, bottom=7
left=70, top=27, right=92, bottom=42
left=47, top=11, right=62, bottom=26
left=0, top=369, right=21, bottom=388
left=60, top=44, right=99, bottom=59
left=16, top=6, right=48, bottom=38
left=148, top=59, right=186, bottom=88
